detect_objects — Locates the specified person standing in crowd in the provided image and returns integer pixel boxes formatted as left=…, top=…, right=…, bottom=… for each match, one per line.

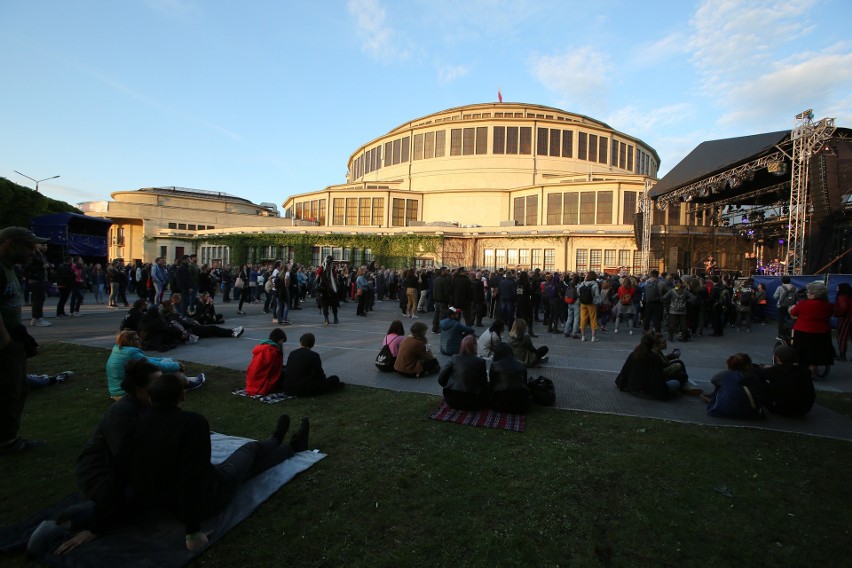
left=431, top=267, right=451, bottom=334
left=175, top=256, right=193, bottom=316
left=498, top=269, right=517, bottom=328
left=642, top=269, right=665, bottom=333
left=55, top=255, right=74, bottom=318
left=69, top=257, right=86, bottom=317
left=834, top=282, right=852, bottom=362
left=774, top=275, right=798, bottom=337
left=614, top=276, right=637, bottom=335
left=0, top=227, right=50, bottom=454
left=151, top=257, right=169, bottom=305
left=317, top=256, right=340, bottom=325
left=789, top=281, right=835, bottom=378
left=25, top=242, right=52, bottom=327
left=106, top=259, right=121, bottom=308
left=662, top=278, right=694, bottom=342
left=576, top=271, right=601, bottom=342
left=515, top=270, right=535, bottom=337
left=90, top=263, right=107, bottom=306
left=471, top=270, right=487, bottom=327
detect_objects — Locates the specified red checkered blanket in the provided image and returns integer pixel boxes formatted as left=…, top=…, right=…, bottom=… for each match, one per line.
left=428, top=398, right=525, bottom=432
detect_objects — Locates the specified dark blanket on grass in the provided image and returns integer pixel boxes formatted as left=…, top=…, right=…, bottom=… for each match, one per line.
left=429, top=398, right=525, bottom=432
left=20, top=433, right=325, bottom=568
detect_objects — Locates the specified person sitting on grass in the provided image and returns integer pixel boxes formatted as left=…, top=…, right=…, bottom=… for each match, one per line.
left=164, top=295, right=244, bottom=340
left=704, top=353, right=766, bottom=420
left=488, top=342, right=529, bottom=414
left=508, top=318, right=548, bottom=368
left=119, top=298, right=148, bottom=332
left=394, top=321, right=440, bottom=378
left=438, top=335, right=489, bottom=410
left=281, top=333, right=344, bottom=396
left=138, top=304, right=189, bottom=351
left=476, top=319, right=505, bottom=359
left=614, top=332, right=700, bottom=400
left=194, top=292, right=225, bottom=325
left=439, top=306, right=475, bottom=355
left=106, top=330, right=204, bottom=399
left=245, top=328, right=288, bottom=396
left=127, top=374, right=310, bottom=551
left=758, top=345, right=815, bottom=417
left=383, top=320, right=407, bottom=358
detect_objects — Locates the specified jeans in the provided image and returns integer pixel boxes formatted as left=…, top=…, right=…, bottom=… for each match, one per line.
left=276, top=289, right=290, bottom=322
left=564, top=303, right=580, bottom=335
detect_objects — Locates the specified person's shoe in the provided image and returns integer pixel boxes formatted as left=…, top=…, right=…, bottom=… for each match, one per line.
left=54, top=371, right=74, bottom=382
left=0, top=437, right=46, bottom=455
left=581, top=336, right=586, bottom=342
left=272, top=319, right=279, bottom=324
left=30, top=318, right=37, bottom=326
left=590, top=337, right=598, bottom=343
left=237, top=310, right=245, bottom=315
left=290, top=417, right=310, bottom=452
left=281, top=320, right=291, bottom=325
left=334, top=316, right=339, bottom=324
left=600, top=326, right=607, bottom=332
left=323, top=317, right=329, bottom=326
left=188, top=334, right=200, bottom=344
left=613, top=328, right=619, bottom=334
left=35, top=318, right=52, bottom=327
left=837, top=353, right=847, bottom=362
left=538, top=355, right=548, bottom=364
left=272, top=414, right=291, bottom=443
left=232, top=326, right=245, bottom=338
left=629, top=329, right=634, bottom=335
left=72, top=312, right=82, bottom=317
left=682, top=386, right=704, bottom=396
left=185, top=373, right=206, bottom=391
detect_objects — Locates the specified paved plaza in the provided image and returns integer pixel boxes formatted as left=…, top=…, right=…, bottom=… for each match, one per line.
left=28, top=292, right=852, bottom=441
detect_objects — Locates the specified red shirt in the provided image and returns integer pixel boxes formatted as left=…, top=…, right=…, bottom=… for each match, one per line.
left=790, top=299, right=834, bottom=334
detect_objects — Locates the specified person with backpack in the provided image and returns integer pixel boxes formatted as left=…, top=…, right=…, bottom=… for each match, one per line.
left=577, top=271, right=601, bottom=342
left=734, top=279, right=755, bottom=332
left=642, top=270, right=665, bottom=333
left=614, top=276, right=637, bottom=335
left=774, top=275, right=798, bottom=337
left=562, top=274, right=581, bottom=339
left=541, top=273, right=557, bottom=332
left=662, top=278, right=695, bottom=342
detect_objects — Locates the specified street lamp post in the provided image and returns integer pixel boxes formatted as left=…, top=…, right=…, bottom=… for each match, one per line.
left=13, top=171, right=60, bottom=192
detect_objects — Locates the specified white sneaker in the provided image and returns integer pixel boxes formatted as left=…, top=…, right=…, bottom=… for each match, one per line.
left=55, top=371, right=74, bottom=382
left=629, top=330, right=634, bottom=335
left=30, top=318, right=37, bottom=326
left=35, top=318, right=52, bottom=327
left=232, top=326, right=245, bottom=338
left=591, top=337, right=599, bottom=343
left=72, top=313, right=82, bottom=317
left=614, top=328, right=619, bottom=334
left=581, top=336, right=586, bottom=342
left=188, top=334, right=200, bottom=344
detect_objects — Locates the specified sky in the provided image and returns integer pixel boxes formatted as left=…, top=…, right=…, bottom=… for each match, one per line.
left=2, top=0, right=851, bottom=211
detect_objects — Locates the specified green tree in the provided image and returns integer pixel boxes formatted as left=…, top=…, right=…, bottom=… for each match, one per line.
left=0, top=177, right=80, bottom=228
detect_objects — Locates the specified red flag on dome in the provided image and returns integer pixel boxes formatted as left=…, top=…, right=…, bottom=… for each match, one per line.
left=498, top=87, right=503, bottom=103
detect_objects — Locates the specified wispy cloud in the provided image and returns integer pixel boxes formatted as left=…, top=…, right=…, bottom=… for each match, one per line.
left=437, top=64, right=469, bottom=84
left=528, top=47, right=611, bottom=113
left=630, top=31, right=689, bottom=69
left=347, top=0, right=411, bottom=63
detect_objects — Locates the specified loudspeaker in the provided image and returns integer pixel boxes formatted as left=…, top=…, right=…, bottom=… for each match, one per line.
left=810, top=152, right=842, bottom=220
left=633, top=212, right=643, bottom=248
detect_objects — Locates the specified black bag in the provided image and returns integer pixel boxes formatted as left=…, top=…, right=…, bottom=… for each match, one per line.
left=528, top=376, right=556, bottom=406
left=578, top=282, right=594, bottom=305
left=375, top=343, right=395, bottom=372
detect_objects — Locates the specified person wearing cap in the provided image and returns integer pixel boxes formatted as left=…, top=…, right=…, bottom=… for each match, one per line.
left=758, top=345, right=815, bottom=417
left=0, top=226, right=50, bottom=454
left=24, top=242, right=52, bottom=327
left=439, top=306, right=475, bottom=356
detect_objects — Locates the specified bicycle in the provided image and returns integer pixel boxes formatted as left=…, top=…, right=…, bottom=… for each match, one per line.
left=773, top=333, right=831, bottom=378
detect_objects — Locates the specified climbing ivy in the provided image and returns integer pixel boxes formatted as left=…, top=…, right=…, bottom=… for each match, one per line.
left=198, top=232, right=443, bottom=268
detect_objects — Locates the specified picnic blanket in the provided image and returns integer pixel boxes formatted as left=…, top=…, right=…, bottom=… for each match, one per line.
left=232, top=388, right=294, bottom=404
left=22, top=433, right=325, bottom=568
left=429, top=399, right=525, bottom=432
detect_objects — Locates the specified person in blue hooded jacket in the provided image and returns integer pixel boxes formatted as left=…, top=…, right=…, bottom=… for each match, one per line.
left=439, top=306, right=475, bottom=355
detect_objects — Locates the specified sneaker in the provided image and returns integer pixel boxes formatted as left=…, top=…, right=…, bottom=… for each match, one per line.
left=232, top=326, right=245, bottom=338
left=629, top=330, right=634, bottom=335
left=581, top=336, right=586, bottom=342
left=614, top=328, right=619, bottom=334
left=539, top=355, right=549, bottom=364
left=30, top=318, right=37, bottom=326
left=590, top=337, right=599, bottom=343
left=54, top=371, right=74, bottom=382
left=281, top=320, right=291, bottom=326
left=272, top=319, right=279, bottom=324
left=237, top=310, right=245, bottom=315
left=188, top=334, right=200, bottom=344
left=35, top=318, right=52, bottom=327
left=185, top=373, right=206, bottom=391
left=72, top=313, right=82, bottom=317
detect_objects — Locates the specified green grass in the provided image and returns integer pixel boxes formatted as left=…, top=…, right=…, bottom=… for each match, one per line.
left=2, top=343, right=851, bottom=567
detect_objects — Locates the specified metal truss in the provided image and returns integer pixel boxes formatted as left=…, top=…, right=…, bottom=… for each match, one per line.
left=786, top=110, right=836, bottom=274
left=640, top=180, right=652, bottom=274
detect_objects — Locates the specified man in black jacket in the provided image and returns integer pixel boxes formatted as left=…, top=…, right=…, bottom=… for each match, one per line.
left=431, top=267, right=451, bottom=334
left=281, top=333, right=343, bottom=396
left=55, top=256, right=75, bottom=318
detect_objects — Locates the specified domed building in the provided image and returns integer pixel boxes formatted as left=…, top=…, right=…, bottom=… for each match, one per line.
left=275, top=102, right=689, bottom=272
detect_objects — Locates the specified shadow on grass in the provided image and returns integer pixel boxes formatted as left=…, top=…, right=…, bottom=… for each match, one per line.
left=1, top=343, right=851, bottom=567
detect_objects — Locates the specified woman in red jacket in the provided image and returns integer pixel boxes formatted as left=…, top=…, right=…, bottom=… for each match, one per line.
left=789, top=281, right=834, bottom=376
left=833, top=282, right=852, bottom=362
left=245, top=328, right=287, bottom=395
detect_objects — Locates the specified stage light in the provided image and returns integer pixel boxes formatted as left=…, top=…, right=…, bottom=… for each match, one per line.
left=742, top=216, right=749, bottom=223
left=778, top=238, right=785, bottom=245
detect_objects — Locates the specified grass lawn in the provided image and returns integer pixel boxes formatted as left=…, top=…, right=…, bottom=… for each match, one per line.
left=2, top=343, right=851, bottom=568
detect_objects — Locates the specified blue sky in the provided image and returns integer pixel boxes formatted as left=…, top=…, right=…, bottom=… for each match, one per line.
left=2, top=0, right=850, bottom=211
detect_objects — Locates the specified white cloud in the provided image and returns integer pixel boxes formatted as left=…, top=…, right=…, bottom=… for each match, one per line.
left=529, top=47, right=612, bottom=113
left=630, top=32, right=689, bottom=68
left=347, top=0, right=411, bottom=63
left=437, top=64, right=469, bottom=84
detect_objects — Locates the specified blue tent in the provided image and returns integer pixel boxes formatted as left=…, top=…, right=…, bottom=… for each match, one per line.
left=30, top=212, right=112, bottom=258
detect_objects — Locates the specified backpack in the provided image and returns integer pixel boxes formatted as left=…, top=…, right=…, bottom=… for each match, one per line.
left=578, top=282, right=594, bottom=305
left=738, top=289, right=753, bottom=307
left=644, top=279, right=660, bottom=302
left=779, top=286, right=797, bottom=308
left=563, top=284, right=577, bottom=304
left=717, top=288, right=731, bottom=306
left=528, top=376, right=556, bottom=406
left=670, top=291, right=687, bottom=313
left=620, top=291, right=633, bottom=306
left=375, top=342, right=395, bottom=372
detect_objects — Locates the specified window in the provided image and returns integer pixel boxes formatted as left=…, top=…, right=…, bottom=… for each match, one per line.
left=549, top=129, right=560, bottom=156
left=513, top=197, right=525, bottom=225
left=612, top=139, right=620, bottom=167
left=620, top=142, right=627, bottom=170
left=371, top=197, right=384, bottom=226
left=435, top=130, right=446, bottom=157
left=604, top=249, right=616, bottom=268
left=309, top=200, right=318, bottom=221
left=668, top=202, right=681, bottom=225
left=563, top=193, right=579, bottom=225
left=597, top=191, right=613, bottom=224
left=544, top=249, right=555, bottom=271
left=413, top=134, right=424, bottom=160
left=160, top=245, right=167, bottom=260
left=178, top=223, right=186, bottom=230
left=599, top=136, right=608, bottom=164
left=578, top=132, right=588, bottom=160
left=295, top=202, right=303, bottom=220
left=507, top=249, right=519, bottom=266
left=462, top=128, right=475, bottom=155
left=579, top=192, right=595, bottom=224
left=401, top=137, right=410, bottom=163
left=562, top=130, right=573, bottom=158
left=547, top=193, right=562, bottom=225
left=590, top=249, right=602, bottom=272
left=506, top=127, right=518, bottom=154
left=116, top=227, right=125, bottom=246
left=484, top=249, right=495, bottom=270
left=589, top=134, right=598, bottom=162
left=318, top=199, right=326, bottom=225
left=346, top=198, right=357, bottom=225
left=373, top=147, right=380, bottom=171
left=623, top=191, right=637, bottom=224
left=384, top=142, right=392, bottom=166
left=450, top=129, right=462, bottom=156
left=493, top=126, right=505, bottom=154
left=476, top=127, right=487, bottom=154
left=519, top=127, right=532, bottom=154
left=519, top=249, right=530, bottom=268
left=633, top=250, right=643, bottom=275
left=496, top=249, right=506, bottom=268
left=532, top=249, right=542, bottom=268
left=619, top=249, right=631, bottom=268
left=392, top=139, right=401, bottom=164
left=168, top=222, right=177, bottom=229
left=576, top=249, right=588, bottom=272
left=405, top=200, right=418, bottom=225
left=627, top=144, right=634, bottom=171
left=392, top=198, right=405, bottom=227
left=537, top=128, right=548, bottom=155
left=359, top=197, right=370, bottom=225
left=424, top=131, right=435, bottom=159
left=525, top=195, right=538, bottom=226
left=187, top=224, right=197, bottom=231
